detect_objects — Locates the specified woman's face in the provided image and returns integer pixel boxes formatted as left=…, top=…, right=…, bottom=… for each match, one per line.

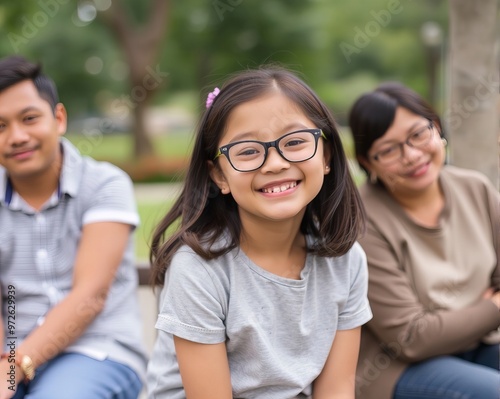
left=363, top=106, right=445, bottom=196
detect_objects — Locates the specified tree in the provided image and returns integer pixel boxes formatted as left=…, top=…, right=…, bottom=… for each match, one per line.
left=99, top=0, right=170, bottom=158
left=448, top=0, right=499, bottom=187
left=161, top=1, right=320, bottom=93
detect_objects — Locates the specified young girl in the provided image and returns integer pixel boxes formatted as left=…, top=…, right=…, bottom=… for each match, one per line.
left=146, top=67, right=372, bottom=399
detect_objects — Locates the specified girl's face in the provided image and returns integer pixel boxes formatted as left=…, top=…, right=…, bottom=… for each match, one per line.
left=210, top=92, right=330, bottom=226
left=363, top=106, right=445, bottom=196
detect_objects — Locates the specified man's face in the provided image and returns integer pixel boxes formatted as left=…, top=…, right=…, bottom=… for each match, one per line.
left=0, top=80, right=66, bottom=180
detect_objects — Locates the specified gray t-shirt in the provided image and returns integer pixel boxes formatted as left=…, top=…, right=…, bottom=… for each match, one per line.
left=147, top=239, right=372, bottom=398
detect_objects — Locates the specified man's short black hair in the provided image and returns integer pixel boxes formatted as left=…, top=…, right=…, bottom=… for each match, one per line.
left=0, top=56, right=59, bottom=112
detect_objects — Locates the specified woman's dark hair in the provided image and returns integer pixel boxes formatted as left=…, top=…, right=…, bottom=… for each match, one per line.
left=0, top=56, right=59, bottom=113
left=348, top=81, right=444, bottom=174
left=151, top=66, right=365, bottom=285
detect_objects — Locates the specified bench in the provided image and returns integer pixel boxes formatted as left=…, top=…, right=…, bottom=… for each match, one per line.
left=136, top=262, right=158, bottom=358
left=137, top=261, right=153, bottom=286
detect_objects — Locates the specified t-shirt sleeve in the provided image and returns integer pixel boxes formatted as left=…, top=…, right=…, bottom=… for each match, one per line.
left=155, top=250, right=227, bottom=344
left=337, top=242, right=372, bottom=330
left=82, top=164, right=139, bottom=227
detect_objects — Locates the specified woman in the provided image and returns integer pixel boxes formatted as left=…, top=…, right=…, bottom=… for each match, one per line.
left=349, top=82, right=500, bottom=399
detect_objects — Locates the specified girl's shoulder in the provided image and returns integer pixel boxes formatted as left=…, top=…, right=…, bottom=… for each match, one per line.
left=307, top=236, right=366, bottom=270
left=168, top=242, right=241, bottom=284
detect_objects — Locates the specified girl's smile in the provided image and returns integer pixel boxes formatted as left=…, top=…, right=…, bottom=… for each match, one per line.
left=259, top=179, right=298, bottom=194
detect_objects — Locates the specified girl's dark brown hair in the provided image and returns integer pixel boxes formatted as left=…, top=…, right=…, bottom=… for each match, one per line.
left=348, top=81, right=444, bottom=174
left=151, top=66, right=365, bottom=285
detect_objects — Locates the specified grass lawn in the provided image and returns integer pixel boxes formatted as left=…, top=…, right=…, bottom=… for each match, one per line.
left=136, top=200, right=174, bottom=261
left=65, top=132, right=194, bottom=163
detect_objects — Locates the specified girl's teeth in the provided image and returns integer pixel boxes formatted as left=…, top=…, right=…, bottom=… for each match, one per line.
left=263, top=182, right=296, bottom=193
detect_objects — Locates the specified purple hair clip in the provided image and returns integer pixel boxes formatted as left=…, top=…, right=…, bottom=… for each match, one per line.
left=206, top=87, right=220, bottom=109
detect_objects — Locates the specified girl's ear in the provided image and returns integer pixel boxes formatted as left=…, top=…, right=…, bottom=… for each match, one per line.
left=323, top=144, right=332, bottom=175
left=208, top=160, right=230, bottom=194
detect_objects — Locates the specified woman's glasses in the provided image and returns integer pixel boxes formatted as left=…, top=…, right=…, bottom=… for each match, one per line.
left=371, top=122, right=435, bottom=165
left=214, top=129, right=327, bottom=172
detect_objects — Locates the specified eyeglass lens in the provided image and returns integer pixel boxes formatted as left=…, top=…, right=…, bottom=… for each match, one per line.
left=375, top=124, right=433, bottom=164
left=228, top=130, right=319, bottom=171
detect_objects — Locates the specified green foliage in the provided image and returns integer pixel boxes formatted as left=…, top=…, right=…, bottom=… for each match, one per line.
left=0, top=1, right=123, bottom=116
left=0, top=0, right=450, bottom=152
left=316, top=72, right=380, bottom=125
left=136, top=200, right=173, bottom=260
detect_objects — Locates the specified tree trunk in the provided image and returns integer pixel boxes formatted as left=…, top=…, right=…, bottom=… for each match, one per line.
left=100, top=0, right=169, bottom=159
left=448, top=0, right=499, bottom=188
left=132, top=99, right=154, bottom=158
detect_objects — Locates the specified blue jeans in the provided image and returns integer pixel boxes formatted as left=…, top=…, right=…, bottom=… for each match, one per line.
left=12, top=353, right=142, bottom=399
left=393, top=343, right=500, bottom=399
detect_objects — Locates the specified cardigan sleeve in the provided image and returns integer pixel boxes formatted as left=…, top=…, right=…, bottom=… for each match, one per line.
left=485, top=180, right=500, bottom=290
left=360, top=221, right=500, bottom=363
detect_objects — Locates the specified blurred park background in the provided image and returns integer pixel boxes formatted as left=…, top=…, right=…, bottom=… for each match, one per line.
left=0, top=0, right=498, bottom=261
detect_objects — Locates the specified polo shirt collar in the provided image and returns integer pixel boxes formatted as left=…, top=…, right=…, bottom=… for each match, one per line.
left=59, top=137, right=84, bottom=198
left=0, top=166, right=9, bottom=207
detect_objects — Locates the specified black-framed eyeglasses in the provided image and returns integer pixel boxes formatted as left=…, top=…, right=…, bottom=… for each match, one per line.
left=214, top=128, right=327, bottom=172
left=371, top=122, right=435, bottom=165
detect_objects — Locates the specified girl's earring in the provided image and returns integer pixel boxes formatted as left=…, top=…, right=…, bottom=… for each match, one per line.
left=325, top=165, right=330, bottom=174
left=370, top=172, right=378, bottom=184
left=441, top=137, right=448, bottom=147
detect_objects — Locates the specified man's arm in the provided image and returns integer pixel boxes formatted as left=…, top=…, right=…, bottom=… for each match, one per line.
left=0, top=285, right=4, bottom=350
left=14, top=221, right=131, bottom=378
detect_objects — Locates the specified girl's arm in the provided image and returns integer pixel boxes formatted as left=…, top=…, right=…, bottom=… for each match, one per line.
left=312, top=327, right=360, bottom=399
left=174, top=336, right=232, bottom=399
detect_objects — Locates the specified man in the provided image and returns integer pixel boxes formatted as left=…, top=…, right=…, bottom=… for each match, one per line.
left=0, top=56, right=147, bottom=399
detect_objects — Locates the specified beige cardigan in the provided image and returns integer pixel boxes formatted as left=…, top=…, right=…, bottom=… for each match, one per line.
left=355, top=166, right=500, bottom=399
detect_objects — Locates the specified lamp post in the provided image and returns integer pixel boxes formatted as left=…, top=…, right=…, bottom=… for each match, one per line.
left=420, top=21, right=443, bottom=109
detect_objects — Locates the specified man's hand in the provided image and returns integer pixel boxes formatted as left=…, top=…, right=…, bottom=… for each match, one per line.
left=0, top=358, right=22, bottom=399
